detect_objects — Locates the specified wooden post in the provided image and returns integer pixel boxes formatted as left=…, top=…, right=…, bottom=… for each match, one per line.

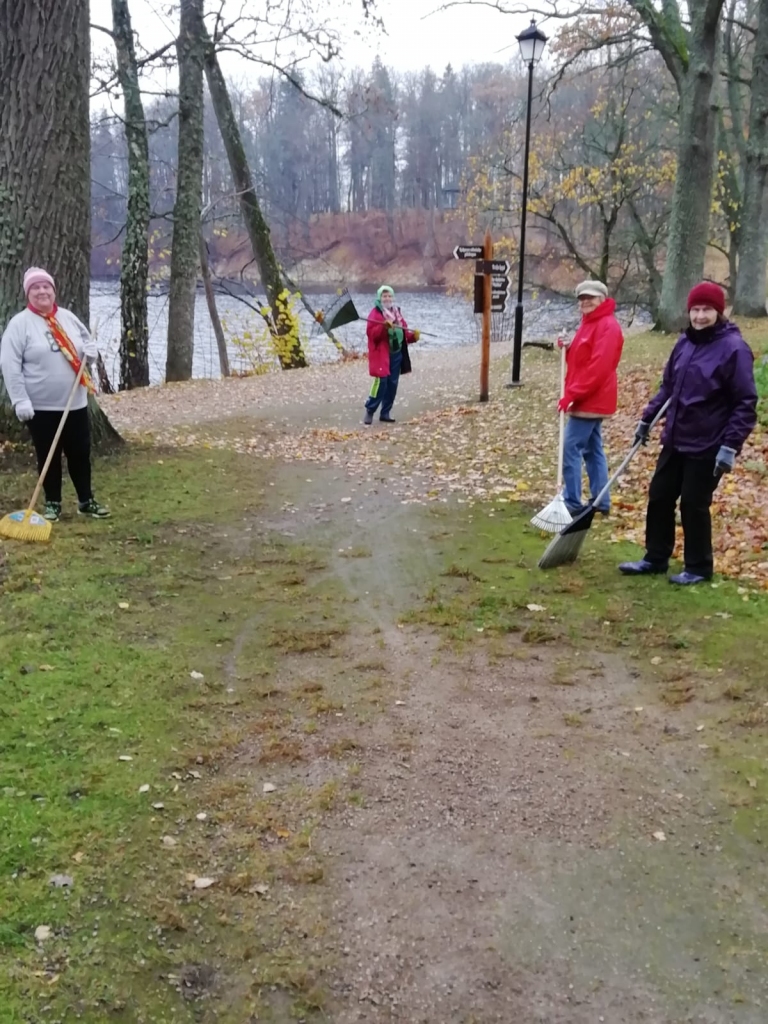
left=480, top=228, right=492, bottom=402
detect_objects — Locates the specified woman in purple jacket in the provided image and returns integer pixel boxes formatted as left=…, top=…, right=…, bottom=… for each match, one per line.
left=620, top=282, right=758, bottom=585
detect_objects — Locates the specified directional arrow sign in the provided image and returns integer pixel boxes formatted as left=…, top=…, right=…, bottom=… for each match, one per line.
left=491, top=296, right=508, bottom=312
left=454, top=244, right=484, bottom=260
left=476, top=259, right=511, bottom=275
left=491, top=289, right=509, bottom=301
left=492, top=275, right=510, bottom=291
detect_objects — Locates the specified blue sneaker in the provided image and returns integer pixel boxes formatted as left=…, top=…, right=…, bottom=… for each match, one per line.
left=669, top=571, right=709, bottom=586
left=619, top=559, right=668, bottom=576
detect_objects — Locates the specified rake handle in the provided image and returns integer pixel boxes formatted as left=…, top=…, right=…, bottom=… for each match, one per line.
left=361, top=316, right=438, bottom=339
left=27, top=359, right=88, bottom=512
left=556, top=342, right=567, bottom=491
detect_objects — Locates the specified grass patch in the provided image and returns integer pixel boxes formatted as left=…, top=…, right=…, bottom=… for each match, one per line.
left=407, top=501, right=768, bottom=829
left=0, top=445, right=353, bottom=1023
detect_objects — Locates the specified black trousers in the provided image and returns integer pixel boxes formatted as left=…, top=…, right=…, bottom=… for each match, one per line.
left=27, top=407, right=93, bottom=504
left=644, top=447, right=721, bottom=578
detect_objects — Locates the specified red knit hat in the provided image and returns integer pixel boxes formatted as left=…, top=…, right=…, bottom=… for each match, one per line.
left=687, top=281, right=725, bottom=314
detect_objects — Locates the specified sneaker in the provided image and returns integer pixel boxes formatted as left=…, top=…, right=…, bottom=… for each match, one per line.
left=78, top=498, right=111, bottom=519
left=363, top=410, right=374, bottom=425
left=669, top=571, right=709, bottom=586
left=618, top=559, right=668, bottom=576
left=43, top=501, right=62, bottom=522
left=379, top=416, right=396, bottom=423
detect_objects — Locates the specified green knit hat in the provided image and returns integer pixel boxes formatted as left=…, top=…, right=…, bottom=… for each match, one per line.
left=377, top=285, right=395, bottom=302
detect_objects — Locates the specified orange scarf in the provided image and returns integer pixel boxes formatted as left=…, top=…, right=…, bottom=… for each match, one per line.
left=28, top=304, right=96, bottom=394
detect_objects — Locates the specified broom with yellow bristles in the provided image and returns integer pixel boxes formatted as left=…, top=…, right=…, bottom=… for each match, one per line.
left=0, top=359, right=86, bottom=543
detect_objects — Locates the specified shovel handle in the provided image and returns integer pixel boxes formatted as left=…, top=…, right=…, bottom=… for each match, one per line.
left=589, top=398, right=671, bottom=510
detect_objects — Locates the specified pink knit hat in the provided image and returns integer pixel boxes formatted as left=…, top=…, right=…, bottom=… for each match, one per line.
left=23, top=267, right=56, bottom=296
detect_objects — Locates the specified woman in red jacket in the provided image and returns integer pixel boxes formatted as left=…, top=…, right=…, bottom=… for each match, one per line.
left=558, top=280, right=625, bottom=515
left=363, top=285, right=418, bottom=425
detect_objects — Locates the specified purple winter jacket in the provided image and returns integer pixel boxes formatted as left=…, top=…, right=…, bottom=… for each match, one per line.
left=643, top=321, right=757, bottom=455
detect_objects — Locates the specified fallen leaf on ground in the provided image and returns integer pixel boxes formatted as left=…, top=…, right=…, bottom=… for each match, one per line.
left=262, top=782, right=276, bottom=794
left=34, top=926, right=52, bottom=942
left=162, top=835, right=177, bottom=847
left=652, top=831, right=667, bottom=842
left=193, top=876, right=216, bottom=889
left=527, top=603, right=546, bottom=612
left=189, top=671, right=204, bottom=680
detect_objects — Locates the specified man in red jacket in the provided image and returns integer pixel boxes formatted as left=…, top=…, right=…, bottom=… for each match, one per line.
left=558, top=280, right=624, bottom=515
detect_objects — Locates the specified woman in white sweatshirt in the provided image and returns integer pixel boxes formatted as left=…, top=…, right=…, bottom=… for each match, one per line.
left=1, top=268, right=110, bottom=521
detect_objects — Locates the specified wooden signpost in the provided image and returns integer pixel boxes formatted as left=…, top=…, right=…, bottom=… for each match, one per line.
left=454, top=231, right=511, bottom=401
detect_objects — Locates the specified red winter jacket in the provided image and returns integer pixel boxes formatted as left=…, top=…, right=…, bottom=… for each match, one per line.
left=367, top=306, right=416, bottom=378
left=564, top=298, right=624, bottom=416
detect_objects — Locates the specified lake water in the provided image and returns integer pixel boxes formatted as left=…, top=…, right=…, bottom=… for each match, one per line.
left=90, top=281, right=650, bottom=387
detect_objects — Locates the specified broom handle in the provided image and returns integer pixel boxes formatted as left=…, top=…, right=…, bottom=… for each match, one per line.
left=556, top=342, right=567, bottom=490
left=27, top=359, right=88, bottom=511
left=589, top=398, right=671, bottom=510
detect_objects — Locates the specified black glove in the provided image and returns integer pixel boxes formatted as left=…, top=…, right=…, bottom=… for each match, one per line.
left=634, top=421, right=651, bottom=446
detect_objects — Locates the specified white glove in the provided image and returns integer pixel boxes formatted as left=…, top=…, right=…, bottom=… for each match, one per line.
left=83, top=342, right=99, bottom=361
left=15, top=400, right=34, bottom=422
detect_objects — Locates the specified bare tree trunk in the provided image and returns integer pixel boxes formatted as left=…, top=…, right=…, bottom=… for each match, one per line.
left=734, top=0, right=768, bottom=316
left=199, top=232, right=230, bottom=377
left=203, top=33, right=307, bottom=369
left=630, top=0, right=724, bottom=332
left=112, top=0, right=151, bottom=388
left=0, top=0, right=121, bottom=447
left=0, top=0, right=91, bottom=325
left=166, top=0, right=205, bottom=382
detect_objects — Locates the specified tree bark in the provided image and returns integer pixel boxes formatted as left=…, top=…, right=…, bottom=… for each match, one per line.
left=203, top=35, right=307, bottom=369
left=112, top=0, right=151, bottom=388
left=199, top=231, right=230, bottom=377
left=0, top=0, right=121, bottom=448
left=629, top=0, right=725, bottom=332
left=733, top=0, right=768, bottom=316
left=0, top=0, right=91, bottom=327
left=165, top=0, right=205, bottom=382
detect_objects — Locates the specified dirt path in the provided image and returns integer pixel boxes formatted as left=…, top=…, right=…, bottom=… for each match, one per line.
left=243, top=464, right=768, bottom=1024
left=95, top=337, right=768, bottom=1019
left=101, top=340, right=501, bottom=436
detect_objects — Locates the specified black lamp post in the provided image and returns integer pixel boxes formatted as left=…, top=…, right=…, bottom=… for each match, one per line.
left=509, top=18, right=547, bottom=387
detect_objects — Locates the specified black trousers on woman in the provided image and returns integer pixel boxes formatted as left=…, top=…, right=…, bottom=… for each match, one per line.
left=27, top=407, right=93, bottom=504
left=644, top=447, right=722, bottom=578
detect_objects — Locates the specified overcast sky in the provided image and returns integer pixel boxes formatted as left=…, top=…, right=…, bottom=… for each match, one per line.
left=90, top=0, right=539, bottom=86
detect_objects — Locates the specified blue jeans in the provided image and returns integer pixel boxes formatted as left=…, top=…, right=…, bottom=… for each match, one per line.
left=562, top=416, right=610, bottom=513
left=365, top=348, right=402, bottom=418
